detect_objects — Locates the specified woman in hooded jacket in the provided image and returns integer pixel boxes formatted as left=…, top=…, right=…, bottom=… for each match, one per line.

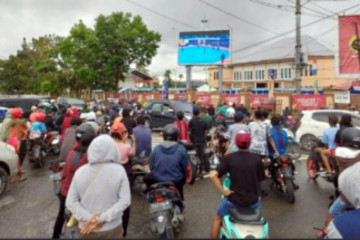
left=52, top=123, right=96, bottom=239
left=66, top=135, right=131, bottom=239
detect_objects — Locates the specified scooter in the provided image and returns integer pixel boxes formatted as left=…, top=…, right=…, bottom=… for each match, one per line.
left=283, top=128, right=301, bottom=160
left=219, top=176, right=269, bottom=239
left=49, top=131, right=62, bottom=155
left=131, top=154, right=151, bottom=192
left=270, top=155, right=296, bottom=203
left=147, top=182, right=184, bottom=238
left=29, top=137, right=47, bottom=168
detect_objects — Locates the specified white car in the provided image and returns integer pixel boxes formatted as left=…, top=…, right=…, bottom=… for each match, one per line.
left=0, top=142, right=19, bottom=198
left=295, top=109, right=360, bottom=150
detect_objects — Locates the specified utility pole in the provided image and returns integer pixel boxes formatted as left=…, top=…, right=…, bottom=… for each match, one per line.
left=295, top=0, right=302, bottom=94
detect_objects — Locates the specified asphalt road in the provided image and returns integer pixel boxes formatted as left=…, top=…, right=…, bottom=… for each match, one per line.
left=0, top=132, right=335, bottom=239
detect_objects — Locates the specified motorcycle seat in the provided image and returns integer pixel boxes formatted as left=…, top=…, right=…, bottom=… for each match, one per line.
left=182, top=142, right=194, bottom=150
left=149, top=181, right=175, bottom=190
left=131, top=157, right=150, bottom=165
left=229, top=207, right=265, bottom=225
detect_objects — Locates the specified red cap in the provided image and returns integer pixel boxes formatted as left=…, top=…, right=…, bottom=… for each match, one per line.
left=111, top=122, right=127, bottom=138
left=235, top=131, right=251, bottom=149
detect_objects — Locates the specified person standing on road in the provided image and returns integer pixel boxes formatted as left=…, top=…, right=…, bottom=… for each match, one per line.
left=60, top=107, right=79, bottom=141
left=173, top=111, right=190, bottom=143
left=66, top=135, right=131, bottom=239
left=111, top=122, right=135, bottom=238
left=133, top=116, right=152, bottom=157
left=189, top=106, right=208, bottom=178
left=121, top=109, right=137, bottom=136
left=210, top=131, right=266, bottom=238
left=207, top=103, right=215, bottom=119
left=58, top=118, right=82, bottom=162
left=52, top=123, right=96, bottom=239
left=7, top=131, right=26, bottom=183
left=225, top=112, right=250, bottom=154
left=199, top=106, right=213, bottom=131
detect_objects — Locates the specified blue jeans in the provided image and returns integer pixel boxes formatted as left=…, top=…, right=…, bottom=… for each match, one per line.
left=216, top=197, right=261, bottom=217
left=329, top=196, right=349, bottom=217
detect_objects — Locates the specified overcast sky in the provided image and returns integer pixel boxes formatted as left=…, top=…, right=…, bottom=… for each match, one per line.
left=1, top=0, right=359, bottom=81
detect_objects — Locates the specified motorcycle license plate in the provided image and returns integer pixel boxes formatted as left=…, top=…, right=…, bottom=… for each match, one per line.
left=149, top=200, right=172, bottom=213
left=282, top=166, right=292, bottom=177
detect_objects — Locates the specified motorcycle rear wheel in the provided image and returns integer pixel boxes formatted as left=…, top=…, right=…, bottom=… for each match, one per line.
left=306, top=157, right=318, bottom=180
left=187, top=161, right=197, bottom=185
left=161, top=224, right=174, bottom=239
left=285, top=179, right=295, bottom=204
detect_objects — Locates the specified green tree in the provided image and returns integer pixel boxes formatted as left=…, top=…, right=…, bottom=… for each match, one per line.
left=60, top=12, right=161, bottom=95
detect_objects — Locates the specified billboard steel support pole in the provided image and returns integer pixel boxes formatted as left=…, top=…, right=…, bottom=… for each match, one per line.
left=295, top=0, right=302, bottom=94
left=218, top=65, right=223, bottom=93
left=186, top=65, right=192, bottom=89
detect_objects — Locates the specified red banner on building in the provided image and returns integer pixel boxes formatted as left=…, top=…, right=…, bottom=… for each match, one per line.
left=250, top=94, right=274, bottom=109
left=222, top=94, right=240, bottom=105
left=118, top=93, right=125, bottom=101
left=338, top=15, right=360, bottom=74
left=292, top=95, right=325, bottom=110
left=143, top=93, right=152, bottom=102
left=130, top=93, right=138, bottom=102
left=195, top=94, right=211, bottom=106
left=175, top=93, right=188, bottom=101
left=156, top=93, right=164, bottom=100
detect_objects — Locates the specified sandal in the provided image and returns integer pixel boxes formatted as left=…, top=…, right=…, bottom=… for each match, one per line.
left=18, top=176, right=27, bottom=182
left=315, top=226, right=328, bottom=238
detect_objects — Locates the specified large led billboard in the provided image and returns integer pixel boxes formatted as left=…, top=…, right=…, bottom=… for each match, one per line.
left=178, top=30, right=231, bottom=65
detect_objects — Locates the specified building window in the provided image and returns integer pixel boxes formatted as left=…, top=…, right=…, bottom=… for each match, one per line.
left=255, top=70, right=265, bottom=80
left=234, top=71, right=242, bottom=81
left=309, top=65, right=313, bottom=76
left=288, top=68, right=292, bottom=79
left=268, top=69, right=278, bottom=80
left=304, top=66, right=308, bottom=76
left=281, top=69, right=284, bottom=79
left=244, top=70, right=253, bottom=80
left=214, top=71, right=219, bottom=80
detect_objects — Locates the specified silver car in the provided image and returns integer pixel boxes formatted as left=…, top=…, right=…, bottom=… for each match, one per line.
left=0, top=141, right=18, bottom=198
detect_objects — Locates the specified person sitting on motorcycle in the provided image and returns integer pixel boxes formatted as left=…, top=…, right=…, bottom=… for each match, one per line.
left=30, top=112, right=47, bottom=139
left=144, top=124, right=188, bottom=200
left=326, top=161, right=360, bottom=238
left=216, top=102, right=228, bottom=116
left=225, top=112, right=250, bottom=154
left=133, top=116, right=152, bottom=158
left=209, top=131, right=266, bottom=239
left=44, top=105, right=59, bottom=150
left=314, top=115, right=339, bottom=177
left=199, top=106, right=213, bottom=131
left=207, top=103, right=215, bottom=119
left=334, top=114, right=353, bottom=146
left=222, top=107, right=235, bottom=130
left=173, top=111, right=190, bottom=143
left=316, top=127, right=360, bottom=238
left=269, top=115, right=299, bottom=190
left=190, top=106, right=208, bottom=178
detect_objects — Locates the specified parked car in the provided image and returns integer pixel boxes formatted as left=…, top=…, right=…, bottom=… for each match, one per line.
left=0, top=98, right=42, bottom=119
left=57, top=97, right=86, bottom=111
left=140, top=100, right=193, bottom=129
left=0, top=142, right=18, bottom=198
left=0, top=107, right=9, bottom=136
left=295, top=109, right=360, bottom=150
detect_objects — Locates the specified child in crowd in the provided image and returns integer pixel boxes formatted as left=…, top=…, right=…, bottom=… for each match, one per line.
left=7, top=131, right=26, bottom=183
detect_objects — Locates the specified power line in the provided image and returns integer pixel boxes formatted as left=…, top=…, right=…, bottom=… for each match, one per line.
left=231, top=3, right=360, bottom=54
left=126, top=0, right=198, bottom=30
left=198, top=0, right=280, bottom=35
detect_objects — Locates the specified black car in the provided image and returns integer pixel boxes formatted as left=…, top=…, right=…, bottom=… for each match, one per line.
left=140, top=100, right=193, bottom=129
left=57, top=97, right=86, bottom=111
left=0, top=98, right=44, bottom=119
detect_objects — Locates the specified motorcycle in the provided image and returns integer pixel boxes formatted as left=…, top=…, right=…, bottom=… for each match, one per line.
left=213, top=126, right=228, bottom=158
left=29, top=137, right=47, bottom=168
left=270, top=155, right=296, bottom=203
left=283, top=128, right=301, bottom=160
left=131, top=154, right=151, bottom=192
left=219, top=176, right=269, bottom=239
left=48, top=131, right=62, bottom=155
left=181, top=136, right=213, bottom=185
left=306, top=137, right=339, bottom=198
left=147, top=182, right=184, bottom=238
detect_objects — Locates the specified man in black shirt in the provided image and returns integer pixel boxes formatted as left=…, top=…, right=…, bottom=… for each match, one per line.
left=189, top=106, right=208, bottom=178
left=210, top=131, right=266, bottom=238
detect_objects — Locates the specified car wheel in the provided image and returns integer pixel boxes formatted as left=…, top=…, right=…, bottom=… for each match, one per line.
left=145, top=119, right=151, bottom=129
left=300, top=134, right=317, bottom=151
left=0, top=167, right=9, bottom=198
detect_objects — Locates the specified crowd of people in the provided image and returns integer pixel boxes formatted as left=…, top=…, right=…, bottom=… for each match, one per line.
left=0, top=97, right=359, bottom=239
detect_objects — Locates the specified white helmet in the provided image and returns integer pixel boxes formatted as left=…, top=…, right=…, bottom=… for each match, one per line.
left=86, top=112, right=96, bottom=121
left=226, top=107, right=235, bottom=117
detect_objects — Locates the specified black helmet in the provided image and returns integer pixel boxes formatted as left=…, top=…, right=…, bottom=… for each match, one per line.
left=76, top=123, right=96, bottom=149
left=163, top=124, right=179, bottom=141
left=341, top=127, right=360, bottom=149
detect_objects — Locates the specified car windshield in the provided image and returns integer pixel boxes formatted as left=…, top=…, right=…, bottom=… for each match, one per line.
left=171, top=101, right=192, bottom=114
left=67, top=98, right=85, bottom=105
